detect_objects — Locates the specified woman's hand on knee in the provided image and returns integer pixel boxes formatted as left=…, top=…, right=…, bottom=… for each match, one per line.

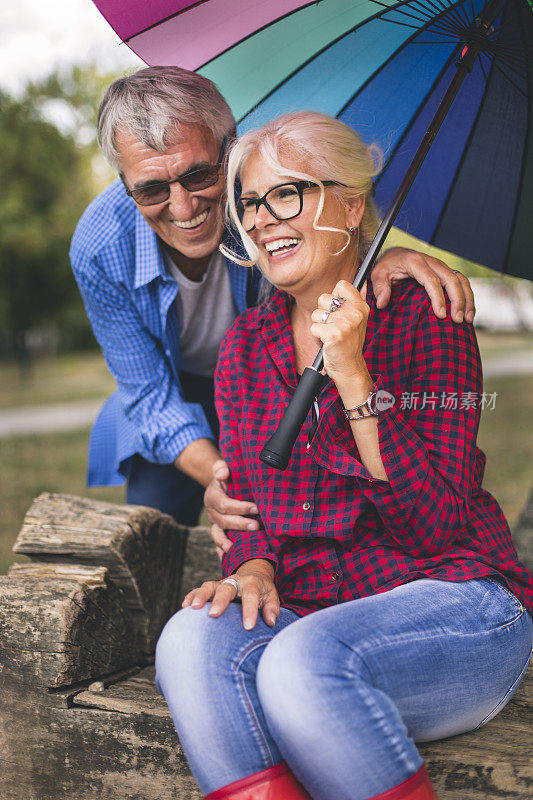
left=182, top=561, right=280, bottom=631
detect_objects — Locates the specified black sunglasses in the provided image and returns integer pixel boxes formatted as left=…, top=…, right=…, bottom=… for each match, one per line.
left=122, top=136, right=228, bottom=206
left=237, top=180, right=343, bottom=232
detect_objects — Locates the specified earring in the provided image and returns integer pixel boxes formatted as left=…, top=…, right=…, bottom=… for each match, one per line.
left=348, top=226, right=358, bottom=236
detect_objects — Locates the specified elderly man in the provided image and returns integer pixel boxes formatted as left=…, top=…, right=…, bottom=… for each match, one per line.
left=70, top=66, right=475, bottom=540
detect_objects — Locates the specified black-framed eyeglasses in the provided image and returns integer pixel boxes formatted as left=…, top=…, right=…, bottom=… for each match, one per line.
left=237, top=180, right=343, bottom=232
left=121, top=136, right=228, bottom=206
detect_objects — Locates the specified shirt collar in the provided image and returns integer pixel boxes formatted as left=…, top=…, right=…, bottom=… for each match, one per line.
left=134, top=209, right=168, bottom=289
left=259, top=291, right=298, bottom=389
left=259, top=284, right=378, bottom=397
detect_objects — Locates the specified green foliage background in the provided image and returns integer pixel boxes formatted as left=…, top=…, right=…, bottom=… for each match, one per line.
left=0, top=66, right=117, bottom=357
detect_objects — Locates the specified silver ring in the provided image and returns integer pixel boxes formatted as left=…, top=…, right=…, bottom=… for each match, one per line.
left=330, top=296, right=345, bottom=312
left=221, top=577, right=240, bottom=596
left=320, top=310, right=329, bottom=323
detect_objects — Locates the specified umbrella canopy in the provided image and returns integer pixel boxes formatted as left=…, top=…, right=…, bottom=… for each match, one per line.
left=92, top=0, right=533, bottom=279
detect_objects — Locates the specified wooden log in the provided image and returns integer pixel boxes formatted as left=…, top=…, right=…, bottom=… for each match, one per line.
left=420, top=662, right=533, bottom=798
left=2, top=491, right=531, bottom=800
left=179, top=525, right=221, bottom=601
left=13, top=492, right=188, bottom=654
left=0, top=564, right=139, bottom=689
left=74, top=665, right=171, bottom=718
left=1, top=658, right=526, bottom=800
left=0, top=671, right=201, bottom=800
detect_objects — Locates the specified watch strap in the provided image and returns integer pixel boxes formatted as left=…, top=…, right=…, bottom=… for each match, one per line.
left=343, top=390, right=379, bottom=420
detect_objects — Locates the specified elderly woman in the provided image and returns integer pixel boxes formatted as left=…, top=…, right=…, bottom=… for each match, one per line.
left=155, top=112, right=533, bottom=800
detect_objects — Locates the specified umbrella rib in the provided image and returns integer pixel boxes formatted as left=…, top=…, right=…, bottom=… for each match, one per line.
left=374, top=45, right=462, bottom=192
left=202, top=0, right=429, bottom=74
left=386, top=0, right=473, bottom=31
left=335, top=0, right=471, bottom=120
left=492, top=62, right=528, bottom=97
left=411, top=0, right=461, bottom=26
left=363, top=17, right=421, bottom=29
left=430, top=18, right=469, bottom=36
left=236, top=0, right=434, bottom=120
left=489, top=45, right=526, bottom=69
left=431, top=47, right=497, bottom=249
left=381, top=17, right=426, bottom=31
left=492, top=40, right=526, bottom=53
left=488, top=38, right=527, bottom=69
left=367, top=0, right=432, bottom=24
left=125, top=0, right=324, bottom=59
left=422, top=6, right=468, bottom=33
left=477, top=52, right=490, bottom=82
left=377, top=2, right=467, bottom=38
left=449, top=0, right=472, bottom=30
left=491, top=55, right=527, bottom=82
left=434, top=0, right=470, bottom=31
left=382, top=16, right=463, bottom=37
left=391, top=9, right=436, bottom=23
left=369, top=0, right=468, bottom=32
left=122, top=0, right=209, bottom=41
left=238, top=0, right=476, bottom=126
left=492, top=53, right=526, bottom=72
left=419, top=18, right=467, bottom=39
left=410, top=0, right=441, bottom=13
left=384, top=0, right=467, bottom=35
left=427, top=0, right=462, bottom=27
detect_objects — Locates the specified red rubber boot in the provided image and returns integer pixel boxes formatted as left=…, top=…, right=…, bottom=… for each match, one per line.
left=204, top=762, right=312, bottom=799
left=370, top=765, right=439, bottom=799
left=204, top=762, right=437, bottom=800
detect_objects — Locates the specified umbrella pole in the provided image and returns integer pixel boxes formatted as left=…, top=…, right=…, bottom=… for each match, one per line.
left=260, top=0, right=504, bottom=471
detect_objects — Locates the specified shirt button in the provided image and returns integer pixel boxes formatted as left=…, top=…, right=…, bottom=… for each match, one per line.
left=331, top=572, right=340, bottom=581
left=302, top=502, right=311, bottom=511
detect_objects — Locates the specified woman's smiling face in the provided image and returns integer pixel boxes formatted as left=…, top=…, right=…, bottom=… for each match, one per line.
left=240, top=151, right=364, bottom=301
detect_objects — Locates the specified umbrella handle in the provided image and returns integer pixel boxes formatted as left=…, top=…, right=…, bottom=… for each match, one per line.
left=259, top=260, right=370, bottom=471
left=259, top=248, right=372, bottom=470
left=259, top=366, right=326, bottom=471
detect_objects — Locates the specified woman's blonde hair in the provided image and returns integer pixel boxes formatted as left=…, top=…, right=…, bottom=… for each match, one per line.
left=222, top=111, right=382, bottom=290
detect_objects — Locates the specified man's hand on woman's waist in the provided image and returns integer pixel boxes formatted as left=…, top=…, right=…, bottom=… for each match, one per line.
left=205, top=459, right=260, bottom=558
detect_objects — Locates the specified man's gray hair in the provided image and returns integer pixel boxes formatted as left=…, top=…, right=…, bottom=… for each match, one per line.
left=97, top=66, right=236, bottom=171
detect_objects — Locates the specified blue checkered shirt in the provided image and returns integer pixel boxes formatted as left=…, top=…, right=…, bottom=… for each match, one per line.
left=70, top=180, right=253, bottom=486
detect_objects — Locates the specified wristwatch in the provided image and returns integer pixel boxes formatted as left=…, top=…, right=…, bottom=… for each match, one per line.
left=343, top=389, right=379, bottom=420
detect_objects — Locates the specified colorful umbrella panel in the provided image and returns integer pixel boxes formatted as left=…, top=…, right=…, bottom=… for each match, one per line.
left=92, top=0, right=533, bottom=278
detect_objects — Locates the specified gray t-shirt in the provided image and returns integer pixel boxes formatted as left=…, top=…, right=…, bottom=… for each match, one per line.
left=165, top=249, right=238, bottom=377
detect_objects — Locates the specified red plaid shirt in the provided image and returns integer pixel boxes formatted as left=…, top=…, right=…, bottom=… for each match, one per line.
left=216, top=279, right=533, bottom=617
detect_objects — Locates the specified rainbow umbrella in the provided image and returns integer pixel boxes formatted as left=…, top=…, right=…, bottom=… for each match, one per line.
left=93, top=0, right=532, bottom=280
left=92, top=0, right=533, bottom=469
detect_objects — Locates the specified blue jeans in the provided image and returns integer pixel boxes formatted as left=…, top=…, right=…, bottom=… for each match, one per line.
left=126, top=371, right=219, bottom=526
left=155, top=578, right=532, bottom=799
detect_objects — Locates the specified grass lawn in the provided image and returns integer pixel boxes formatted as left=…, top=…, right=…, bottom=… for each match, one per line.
left=0, top=370, right=531, bottom=575
left=0, top=352, right=116, bottom=410
left=477, top=373, right=533, bottom=527
left=0, top=428, right=124, bottom=573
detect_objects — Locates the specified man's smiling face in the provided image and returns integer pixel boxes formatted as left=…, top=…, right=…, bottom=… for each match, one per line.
left=116, top=124, right=225, bottom=263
